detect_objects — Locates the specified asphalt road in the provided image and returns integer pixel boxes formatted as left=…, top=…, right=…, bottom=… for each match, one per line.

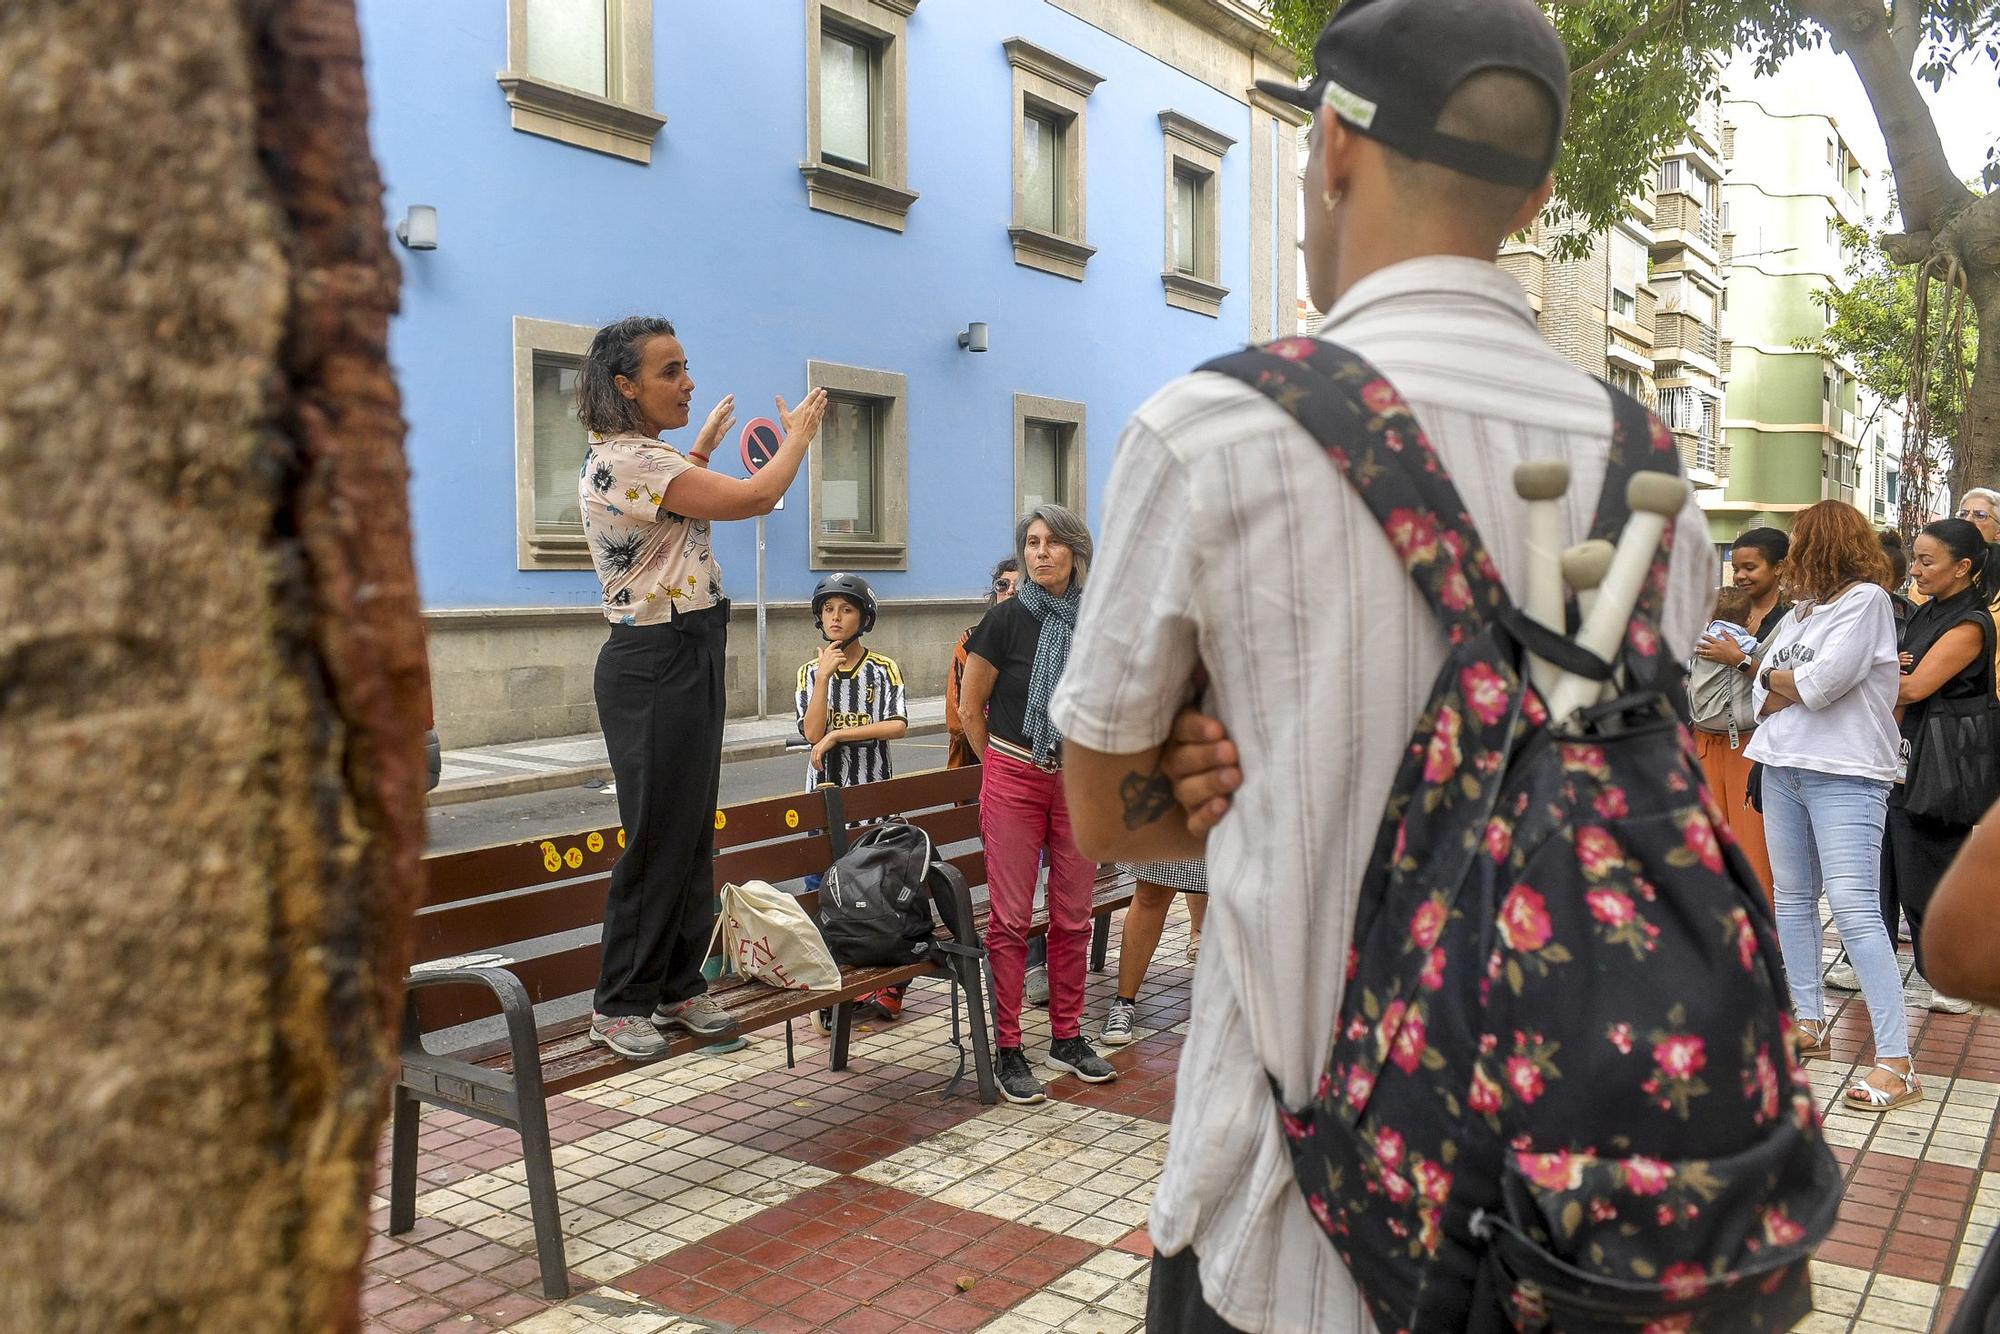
left=424, top=733, right=955, bottom=855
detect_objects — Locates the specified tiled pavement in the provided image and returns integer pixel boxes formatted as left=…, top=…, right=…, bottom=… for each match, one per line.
left=365, top=907, right=2000, bottom=1333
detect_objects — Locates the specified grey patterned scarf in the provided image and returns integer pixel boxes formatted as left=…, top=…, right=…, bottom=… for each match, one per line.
left=1015, top=576, right=1081, bottom=765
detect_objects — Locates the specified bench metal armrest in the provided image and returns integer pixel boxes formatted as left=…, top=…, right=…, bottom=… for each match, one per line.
left=401, top=965, right=551, bottom=1107
left=926, top=863, right=983, bottom=955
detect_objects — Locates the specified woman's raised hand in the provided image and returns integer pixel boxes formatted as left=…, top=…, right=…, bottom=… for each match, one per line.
left=691, top=393, right=736, bottom=461
left=777, top=388, right=829, bottom=450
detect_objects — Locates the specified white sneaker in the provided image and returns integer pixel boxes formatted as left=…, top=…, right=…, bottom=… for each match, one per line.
left=1024, top=964, right=1051, bottom=1007
left=1930, top=993, right=1974, bottom=1014
left=1825, top=962, right=1860, bottom=992
left=1100, top=998, right=1137, bottom=1047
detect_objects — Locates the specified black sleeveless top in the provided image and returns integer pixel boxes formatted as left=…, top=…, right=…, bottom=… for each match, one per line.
left=1899, top=585, right=1997, bottom=742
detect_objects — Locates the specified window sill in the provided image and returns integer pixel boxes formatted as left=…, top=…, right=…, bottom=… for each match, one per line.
left=1010, top=225, right=1095, bottom=281
left=812, top=538, right=908, bottom=572
left=1162, top=271, right=1228, bottom=317
left=800, top=161, right=919, bottom=232
left=519, top=530, right=594, bottom=572
left=497, top=73, right=666, bottom=164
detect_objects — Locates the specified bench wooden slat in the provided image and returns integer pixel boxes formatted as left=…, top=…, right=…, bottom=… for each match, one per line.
left=896, top=803, right=982, bottom=848
left=422, top=828, right=624, bottom=909
left=411, top=877, right=612, bottom=965
left=833, top=766, right=980, bottom=822
left=412, top=944, right=605, bottom=1029
left=713, top=835, right=835, bottom=887
left=715, top=791, right=832, bottom=848
left=948, top=849, right=987, bottom=890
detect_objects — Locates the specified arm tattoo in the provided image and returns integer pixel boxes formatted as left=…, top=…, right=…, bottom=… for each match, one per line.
left=1119, top=767, right=1175, bottom=831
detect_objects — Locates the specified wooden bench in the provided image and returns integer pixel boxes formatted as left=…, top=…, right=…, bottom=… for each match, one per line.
left=387, top=764, right=1135, bottom=1298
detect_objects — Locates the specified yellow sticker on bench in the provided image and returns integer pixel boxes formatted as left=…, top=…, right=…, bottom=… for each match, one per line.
left=785, top=809, right=799, bottom=829
left=586, top=831, right=604, bottom=853
left=715, top=810, right=727, bottom=831
left=565, top=847, right=583, bottom=869
left=540, top=841, right=561, bottom=874
left=618, top=829, right=626, bottom=848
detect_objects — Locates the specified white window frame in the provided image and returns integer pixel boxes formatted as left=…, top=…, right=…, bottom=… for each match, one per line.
left=1159, top=110, right=1233, bottom=317
left=513, top=316, right=599, bottom=570
left=1013, top=394, right=1087, bottom=520
left=806, top=360, right=909, bottom=570
left=1005, top=38, right=1104, bottom=280
left=802, top=0, right=920, bottom=232
left=498, top=0, right=666, bottom=164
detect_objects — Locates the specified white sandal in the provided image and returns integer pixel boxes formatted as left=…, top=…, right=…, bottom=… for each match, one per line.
left=1844, top=1062, right=1922, bottom=1114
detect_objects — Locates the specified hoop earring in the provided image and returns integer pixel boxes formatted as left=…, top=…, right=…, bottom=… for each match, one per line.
left=1321, top=188, right=1342, bottom=213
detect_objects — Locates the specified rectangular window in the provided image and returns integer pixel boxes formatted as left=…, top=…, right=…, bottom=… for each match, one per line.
left=1160, top=111, right=1233, bottom=315
left=1888, top=470, right=1900, bottom=504
left=1611, top=288, right=1634, bottom=318
left=512, top=316, right=599, bottom=569
left=819, top=26, right=875, bottom=173
left=807, top=360, right=908, bottom=569
left=1022, top=108, right=1064, bottom=233
left=525, top=0, right=610, bottom=96
left=818, top=395, right=880, bottom=539
left=1014, top=394, right=1087, bottom=519
left=531, top=354, right=587, bottom=535
left=1007, top=40, right=1102, bottom=279
left=1022, top=421, right=1069, bottom=513
left=803, top=0, right=916, bottom=231
left=1657, top=159, right=1683, bottom=193
left=501, top=0, right=662, bottom=164
left=1172, top=166, right=1207, bottom=274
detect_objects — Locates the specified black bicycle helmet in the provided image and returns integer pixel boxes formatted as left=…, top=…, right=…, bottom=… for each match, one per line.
left=811, top=572, right=877, bottom=634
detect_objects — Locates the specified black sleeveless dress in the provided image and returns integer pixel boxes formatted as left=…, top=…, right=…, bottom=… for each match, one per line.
left=1881, top=585, right=1997, bottom=979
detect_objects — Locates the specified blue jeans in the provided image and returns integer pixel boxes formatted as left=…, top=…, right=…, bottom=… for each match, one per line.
left=1763, top=765, right=1907, bottom=1060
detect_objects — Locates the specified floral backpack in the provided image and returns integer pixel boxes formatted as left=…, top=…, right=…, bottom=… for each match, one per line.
left=1204, top=339, right=1841, bottom=1334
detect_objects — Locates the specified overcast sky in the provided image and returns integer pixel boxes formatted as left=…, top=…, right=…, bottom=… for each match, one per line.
left=1725, top=43, right=1997, bottom=223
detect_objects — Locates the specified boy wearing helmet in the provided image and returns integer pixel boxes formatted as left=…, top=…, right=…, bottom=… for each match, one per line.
left=798, top=573, right=911, bottom=1020
left=797, top=573, right=908, bottom=788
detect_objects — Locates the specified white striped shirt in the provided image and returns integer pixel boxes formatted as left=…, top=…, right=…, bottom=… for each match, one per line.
left=795, top=651, right=906, bottom=790
left=1050, top=257, right=1712, bottom=1334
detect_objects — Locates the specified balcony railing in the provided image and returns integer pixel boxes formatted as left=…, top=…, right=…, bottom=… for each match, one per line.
left=1697, top=211, right=1720, bottom=247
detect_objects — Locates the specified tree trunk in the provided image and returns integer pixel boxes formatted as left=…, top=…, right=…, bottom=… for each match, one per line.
left=0, top=0, right=425, bottom=1329
left=1806, top=0, right=1996, bottom=490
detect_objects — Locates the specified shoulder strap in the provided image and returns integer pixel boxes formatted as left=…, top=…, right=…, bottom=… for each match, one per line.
left=1200, top=338, right=1511, bottom=647
left=1588, top=385, right=1685, bottom=664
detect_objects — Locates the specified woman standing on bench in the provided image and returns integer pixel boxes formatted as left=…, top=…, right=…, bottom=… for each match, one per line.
left=575, top=316, right=827, bottom=1060
left=959, top=504, right=1120, bottom=1103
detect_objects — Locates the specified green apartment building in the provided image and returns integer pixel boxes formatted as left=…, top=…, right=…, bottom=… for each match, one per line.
left=1713, top=92, right=1871, bottom=542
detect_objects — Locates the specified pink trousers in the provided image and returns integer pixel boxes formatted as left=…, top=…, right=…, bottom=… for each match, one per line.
left=980, top=750, right=1098, bottom=1047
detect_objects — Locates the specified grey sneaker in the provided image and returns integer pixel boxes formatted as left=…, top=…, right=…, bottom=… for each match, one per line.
left=1024, top=964, right=1051, bottom=1007
left=996, top=1046, right=1046, bottom=1105
left=1100, top=998, right=1137, bottom=1048
left=1931, top=993, right=1974, bottom=1014
left=655, top=992, right=740, bottom=1040
left=1825, top=961, right=1860, bottom=992
left=1047, top=1036, right=1117, bottom=1084
left=590, top=1012, right=668, bottom=1060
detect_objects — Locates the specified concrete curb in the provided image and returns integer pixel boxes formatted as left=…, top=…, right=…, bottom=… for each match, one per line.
left=427, top=719, right=951, bottom=809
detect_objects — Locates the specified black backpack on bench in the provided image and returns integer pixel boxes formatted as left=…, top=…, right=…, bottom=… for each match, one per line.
left=816, top=817, right=942, bottom=968
left=1204, top=338, right=1841, bottom=1334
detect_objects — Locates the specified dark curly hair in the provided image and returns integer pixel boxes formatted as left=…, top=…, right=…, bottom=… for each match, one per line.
left=576, top=315, right=677, bottom=436
left=1787, top=501, right=1889, bottom=602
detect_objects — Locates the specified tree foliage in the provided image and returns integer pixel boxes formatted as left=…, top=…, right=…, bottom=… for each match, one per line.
left=1802, top=217, right=1977, bottom=443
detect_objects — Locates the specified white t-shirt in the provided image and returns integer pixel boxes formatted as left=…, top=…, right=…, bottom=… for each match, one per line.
left=1049, top=257, right=1712, bottom=1334
left=1744, top=583, right=1900, bottom=782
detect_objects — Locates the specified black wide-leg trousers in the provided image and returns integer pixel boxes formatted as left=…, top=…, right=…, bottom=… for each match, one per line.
left=591, top=602, right=729, bottom=1017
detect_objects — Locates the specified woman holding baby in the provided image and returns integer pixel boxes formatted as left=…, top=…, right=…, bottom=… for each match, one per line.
left=1690, top=526, right=1791, bottom=896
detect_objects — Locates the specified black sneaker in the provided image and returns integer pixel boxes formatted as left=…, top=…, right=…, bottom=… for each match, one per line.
left=1046, top=1036, right=1117, bottom=1084
left=995, top=1046, right=1046, bottom=1105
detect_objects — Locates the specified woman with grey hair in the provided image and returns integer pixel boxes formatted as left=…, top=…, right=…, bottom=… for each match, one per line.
left=960, top=504, right=1120, bottom=1103
left=576, top=315, right=826, bottom=1060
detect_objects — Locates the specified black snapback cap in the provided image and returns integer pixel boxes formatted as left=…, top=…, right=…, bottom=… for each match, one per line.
left=1256, top=0, right=1570, bottom=189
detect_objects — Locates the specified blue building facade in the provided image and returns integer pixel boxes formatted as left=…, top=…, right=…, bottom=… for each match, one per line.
left=358, top=0, right=1305, bottom=744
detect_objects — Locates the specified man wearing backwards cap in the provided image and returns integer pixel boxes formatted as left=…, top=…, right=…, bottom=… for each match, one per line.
left=1051, top=0, right=1715, bottom=1330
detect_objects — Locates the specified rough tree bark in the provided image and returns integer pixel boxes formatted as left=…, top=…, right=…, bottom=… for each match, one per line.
left=0, top=0, right=426, bottom=1329
left=1803, top=0, right=2000, bottom=492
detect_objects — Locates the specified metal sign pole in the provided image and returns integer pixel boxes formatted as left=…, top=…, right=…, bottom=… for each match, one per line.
left=756, top=512, right=768, bottom=719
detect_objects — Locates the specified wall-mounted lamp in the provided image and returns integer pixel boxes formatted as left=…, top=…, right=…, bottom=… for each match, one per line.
left=395, top=204, right=439, bottom=251
left=957, top=321, right=989, bottom=353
